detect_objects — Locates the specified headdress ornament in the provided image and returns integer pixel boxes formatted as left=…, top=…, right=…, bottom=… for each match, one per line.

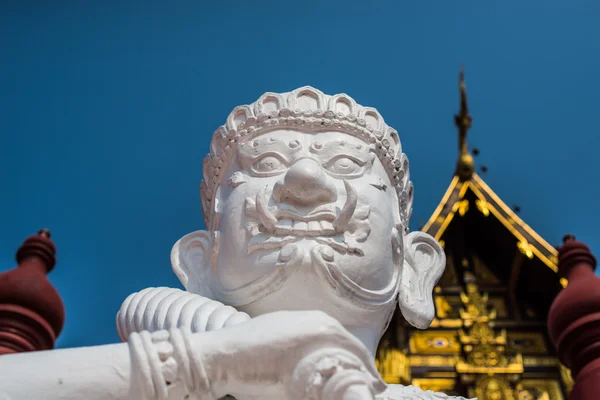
left=201, top=86, right=413, bottom=231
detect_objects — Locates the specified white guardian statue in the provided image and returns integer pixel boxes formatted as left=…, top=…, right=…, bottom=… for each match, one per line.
left=0, top=86, right=472, bottom=400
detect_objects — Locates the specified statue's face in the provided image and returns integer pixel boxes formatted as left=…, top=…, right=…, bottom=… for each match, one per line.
left=210, top=129, right=402, bottom=307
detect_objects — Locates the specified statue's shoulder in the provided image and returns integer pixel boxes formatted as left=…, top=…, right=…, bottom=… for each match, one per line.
left=378, top=385, right=475, bottom=400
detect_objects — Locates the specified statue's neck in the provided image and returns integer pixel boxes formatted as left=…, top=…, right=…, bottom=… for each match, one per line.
left=234, top=292, right=395, bottom=359
left=211, top=257, right=397, bottom=359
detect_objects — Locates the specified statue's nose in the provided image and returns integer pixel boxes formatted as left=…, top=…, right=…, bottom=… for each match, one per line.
left=273, top=158, right=337, bottom=206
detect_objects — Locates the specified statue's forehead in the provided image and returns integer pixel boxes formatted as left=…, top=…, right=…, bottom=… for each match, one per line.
left=238, top=129, right=374, bottom=154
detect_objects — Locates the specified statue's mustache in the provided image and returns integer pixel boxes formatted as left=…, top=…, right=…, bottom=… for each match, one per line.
left=332, top=179, right=357, bottom=233
left=255, top=179, right=358, bottom=235
left=256, top=185, right=277, bottom=232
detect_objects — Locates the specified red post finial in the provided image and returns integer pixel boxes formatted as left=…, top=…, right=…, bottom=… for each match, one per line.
left=0, top=230, right=65, bottom=355
left=38, top=228, right=51, bottom=238
left=555, top=234, right=597, bottom=279
left=15, top=228, right=57, bottom=273
left=548, top=235, right=600, bottom=399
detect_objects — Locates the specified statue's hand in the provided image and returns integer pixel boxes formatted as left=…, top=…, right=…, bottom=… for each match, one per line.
left=116, top=287, right=250, bottom=341
left=200, top=310, right=387, bottom=400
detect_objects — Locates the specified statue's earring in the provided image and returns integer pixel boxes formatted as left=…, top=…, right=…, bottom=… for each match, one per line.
left=171, top=230, right=219, bottom=297
left=397, top=231, right=446, bottom=329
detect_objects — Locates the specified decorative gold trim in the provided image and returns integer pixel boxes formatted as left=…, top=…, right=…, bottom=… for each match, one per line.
left=560, top=277, right=568, bottom=288
left=376, top=348, right=411, bottom=384
left=412, top=378, right=457, bottom=392
left=409, top=355, right=458, bottom=367
left=433, top=181, right=471, bottom=240
left=429, top=318, right=464, bottom=329
left=424, top=372, right=458, bottom=378
left=468, top=181, right=558, bottom=273
left=517, top=240, right=535, bottom=259
left=472, top=174, right=558, bottom=256
left=559, top=364, right=573, bottom=394
left=475, top=199, right=490, bottom=216
left=519, top=379, right=564, bottom=400
left=422, top=176, right=460, bottom=232
left=435, top=212, right=456, bottom=241
left=457, top=199, right=470, bottom=216
left=456, top=353, right=525, bottom=374
left=409, top=331, right=461, bottom=354
left=423, top=172, right=562, bottom=277
left=435, top=295, right=454, bottom=319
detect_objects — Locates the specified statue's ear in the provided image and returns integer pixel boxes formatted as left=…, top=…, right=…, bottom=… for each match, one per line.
left=170, top=230, right=218, bottom=297
left=398, top=231, right=445, bottom=329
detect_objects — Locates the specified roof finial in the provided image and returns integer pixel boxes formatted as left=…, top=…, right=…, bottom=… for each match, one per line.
left=455, top=66, right=475, bottom=181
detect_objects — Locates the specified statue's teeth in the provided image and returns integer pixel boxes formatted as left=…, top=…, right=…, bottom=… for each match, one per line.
left=266, top=219, right=339, bottom=237
left=275, top=219, right=293, bottom=235
left=292, top=221, right=308, bottom=235
left=320, top=221, right=336, bottom=235
left=307, top=221, right=321, bottom=236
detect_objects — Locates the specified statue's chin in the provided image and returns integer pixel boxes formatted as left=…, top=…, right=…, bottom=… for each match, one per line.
left=208, top=239, right=400, bottom=355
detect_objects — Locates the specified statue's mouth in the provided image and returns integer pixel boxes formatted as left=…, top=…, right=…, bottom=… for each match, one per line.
left=256, top=205, right=338, bottom=236
left=245, top=181, right=370, bottom=254
left=259, top=218, right=336, bottom=237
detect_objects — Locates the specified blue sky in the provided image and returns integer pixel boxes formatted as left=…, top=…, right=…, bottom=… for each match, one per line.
left=1, top=1, right=598, bottom=348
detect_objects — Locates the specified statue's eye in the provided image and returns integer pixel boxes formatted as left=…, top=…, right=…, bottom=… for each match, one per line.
left=250, top=154, right=288, bottom=176
left=325, top=156, right=364, bottom=177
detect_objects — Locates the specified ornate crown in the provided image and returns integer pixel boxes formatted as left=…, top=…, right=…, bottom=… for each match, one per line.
left=201, top=86, right=413, bottom=231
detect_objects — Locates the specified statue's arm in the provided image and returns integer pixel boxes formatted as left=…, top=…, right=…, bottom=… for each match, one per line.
left=116, top=286, right=250, bottom=341
left=0, top=327, right=223, bottom=400
left=0, top=342, right=132, bottom=400
left=0, top=311, right=385, bottom=400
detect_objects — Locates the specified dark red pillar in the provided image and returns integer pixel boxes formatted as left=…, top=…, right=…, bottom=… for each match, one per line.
left=548, top=235, right=600, bottom=400
left=0, top=229, right=65, bottom=355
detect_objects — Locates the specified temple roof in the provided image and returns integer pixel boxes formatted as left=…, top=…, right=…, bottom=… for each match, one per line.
left=422, top=173, right=560, bottom=276
left=421, top=70, right=564, bottom=318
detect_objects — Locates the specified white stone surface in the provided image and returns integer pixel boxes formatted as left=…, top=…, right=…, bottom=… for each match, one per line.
left=0, top=86, right=472, bottom=400
left=116, top=287, right=251, bottom=342
left=171, top=86, right=446, bottom=354
left=0, top=312, right=467, bottom=399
